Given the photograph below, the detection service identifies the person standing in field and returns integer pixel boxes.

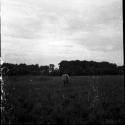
[62,74,70,86]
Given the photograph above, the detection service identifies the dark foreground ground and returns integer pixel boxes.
[1,75,124,124]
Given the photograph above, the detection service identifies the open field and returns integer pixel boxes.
[2,75,124,124]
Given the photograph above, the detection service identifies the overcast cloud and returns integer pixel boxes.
[1,0,123,67]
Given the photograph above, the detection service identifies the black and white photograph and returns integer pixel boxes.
[1,0,124,124]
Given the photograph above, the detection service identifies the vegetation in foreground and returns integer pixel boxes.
[1,75,124,124]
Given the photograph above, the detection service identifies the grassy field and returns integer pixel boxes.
[2,75,124,124]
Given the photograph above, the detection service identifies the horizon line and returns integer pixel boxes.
[2,59,124,67]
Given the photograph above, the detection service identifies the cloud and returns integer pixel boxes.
[1,0,123,66]
[71,26,123,52]
[63,0,123,53]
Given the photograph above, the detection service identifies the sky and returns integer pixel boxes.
[1,0,123,67]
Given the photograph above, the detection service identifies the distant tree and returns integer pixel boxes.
[53,68,60,76]
[1,60,123,76]
[117,66,124,74]
[49,64,55,75]
[59,60,119,76]
[40,66,49,75]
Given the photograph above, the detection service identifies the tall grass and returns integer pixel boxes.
[1,75,124,124]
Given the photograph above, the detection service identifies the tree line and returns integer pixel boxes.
[59,60,124,75]
[1,60,124,76]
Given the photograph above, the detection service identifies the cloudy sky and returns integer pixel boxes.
[1,0,123,67]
